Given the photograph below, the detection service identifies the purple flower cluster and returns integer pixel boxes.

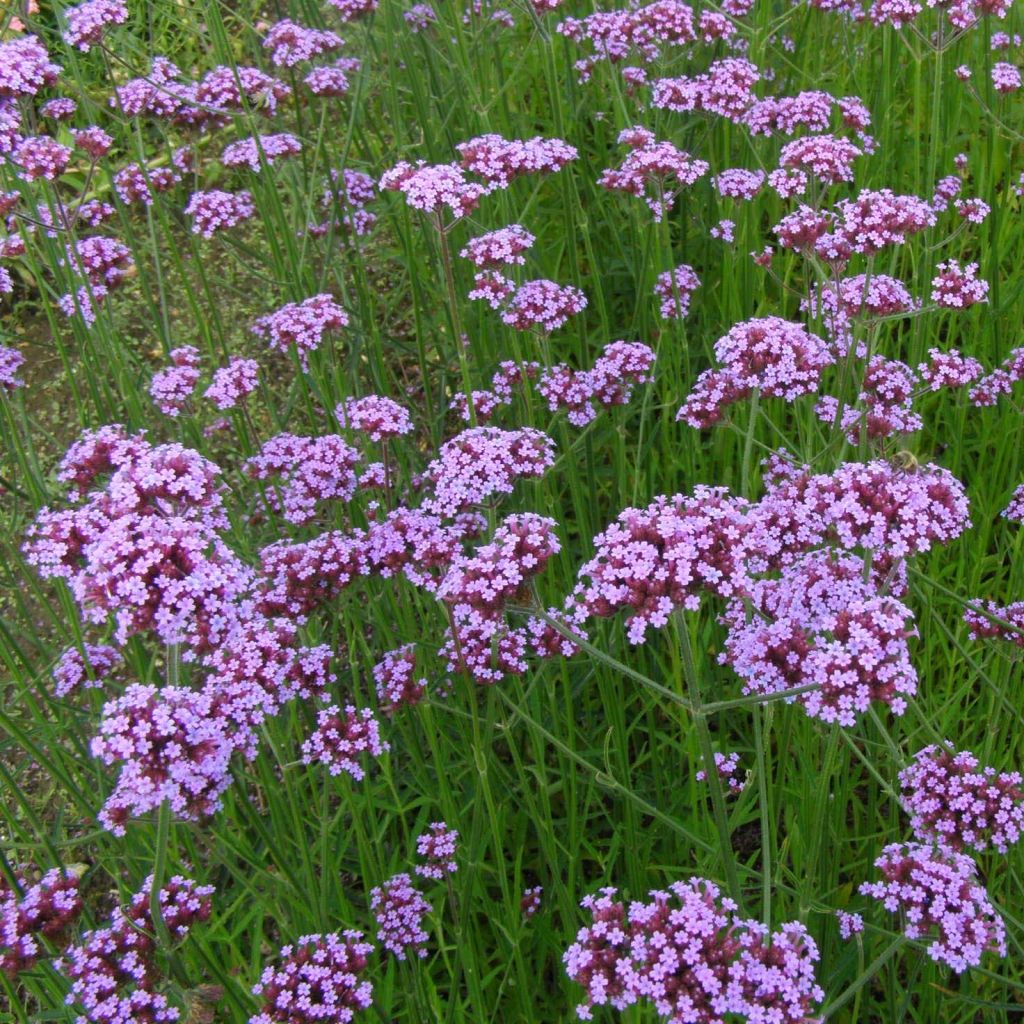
[460,225,535,267]
[696,752,746,794]
[678,317,832,429]
[185,189,256,238]
[380,161,485,220]
[564,879,823,1023]
[455,133,578,189]
[114,164,180,206]
[652,58,761,122]
[245,433,360,524]
[149,346,201,417]
[931,259,989,309]
[316,167,377,236]
[415,822,459,879]
[339,394,413,441]
[52,642,120,696]
[1,868,82,977]
[373,645,426,714]
[963,600,1024,645]
[251,933,374,1024]
[222,133,303,173]
[539,340,656,426]
[599,128,710,221]
[0,345,25,391]
[0,37,61,99]
[63,876,213,1024]
[262,20,345,67]
[205,357,260,409]
[499,278,588,332]
[252,294,349,368]
[370,873,432,960]
[899,745,1024,854]
[63,0,129,51]
[301,705,388,779]
[859,843,1006,972]
[653,264,701,320]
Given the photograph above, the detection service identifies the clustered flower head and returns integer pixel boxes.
[1,868,82,977]
[898,745,1024,854]
[338,395,413,441]
[250,932,374,1024]
[150,346,201,417]
[0,346,26,391]
[415,822,459,879]
[373,645,427,714]
[564,878,824,1022]
[599,129,710,221]
[539,341,656,426]
[460,225,535,267]
[63,0,129,51]
[222,133,303,173]
[380,161,486,220]
[422,426,555,517]
[185,189,256,238]
[301,705,388,779]
[370,873,432,960]
[251,294,349,368]
[246,433,360,524]
[262,19,345,67]
[0,37,62,99]
[918,349,983,391]
[455,133,578,189]
[963,600,1024,645]
[63,875,213,1024]
[931,259,989,309]
[696,751,746,794]
[651,58,761,122]
[654,264,700,320]
[859,842,1006,973]
[205,357,260,410]
[815,355,922,443]
[500,279,588,332]
[678,317,833,429]
[52,642,119,696]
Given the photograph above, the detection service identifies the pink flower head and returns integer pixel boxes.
[205,358,260,410]
[222,133,303,173]
[371,873,431,959]
[460,225,535,267]
[301,705,388,779]
[696,751,746,794]
[455,133,578,189]
[262,19,344,67]
[252,294,349,368]
[415,822,459,879]
[0,37,61,99]
[500,279,587,332]
[338,395,413,441]
[599,135,710,221]
[374,645,427,714]
[380,160,485,220]
[932,259,988,308]
[63,0,128,51]
[185,190,256,238]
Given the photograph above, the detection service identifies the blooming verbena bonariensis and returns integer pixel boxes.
[422,426,556,517]
[815,356,922,443]
[539,341,656,426]
[460,224,535,267]
[62,875,213,1024]
[250,932,374,1024]
[696,751,746,794]
[969,346,1024,407]
[859,842,1006,973]
[91,683,238,833]
[63,0,129,51]
[678,317,832,429]
[379,161,486,220]
[917,348,983,391]
[898,745,1024,854]
[205,357,260,410]
[52,642,120,697]
[338,394,413,442]
[415,822,459,879]
[149,348,201,417]
[222,133,303,173]
[779,134,862,184]
[450,360,541,423]
[932,259,989,309]
[599,129,710,221]
[992,61,1022,92]
[305,62,357,97]
[195,65,292,115]
[301,705,388,779]
[405,5,438,31]
[13,136,72,181]
[252,294,349,368]
[654,264,701,320]
[836,910,864,940]
[455,133,578,190]
[246,434,360,525]
[719,550,918,726]
[315,167,377,234]
[371,873,432,960]
[327,0,378,21]
[963,599,1024,648]
[185,189,256,238]
[1,37,60,98]
[374,645,427,714]
[500,279,587,332]
[262,19,344,67]
[802,274,918,356]
[521,886,543,918]
[715,168,766,200]
[0,868,82,977]
[651,57,761,122]
[0,346,25,391]
[114,164,180,206]
[569,487,752,644]
[563,878,824,1023]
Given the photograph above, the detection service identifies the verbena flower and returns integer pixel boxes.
[415,822,458,879]
[52,643,119,696]
[371,873,432,960]
[859,842,1006,973]
[302,706,388,779]
[205,357,260,409]
[1,868,82,977]
[251,932,374,1024]
[696,751,746,794]
[252,294,349,368]
[456,133,578,189]
[262,20,345,67]
[222,133,303,173]
[185,190,256,238]
[373,645,427,714]
[63,0,128,51]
